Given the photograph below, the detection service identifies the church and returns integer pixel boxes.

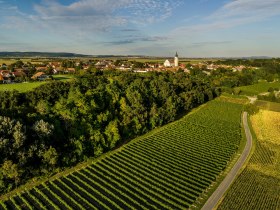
[164,52,179,67]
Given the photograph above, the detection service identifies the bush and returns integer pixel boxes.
[244,103,259,115]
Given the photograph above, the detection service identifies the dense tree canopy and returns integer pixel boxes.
[0,71,220,194]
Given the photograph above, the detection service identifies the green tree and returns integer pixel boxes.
[104,120,120,149]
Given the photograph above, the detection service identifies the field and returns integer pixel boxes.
[0,82,46,92]
[0,75,75,92]
[218,110,280,210]
[0,98,244,210]
[0,58,32,65]
[237,81,280,96]
[254,100,280,112]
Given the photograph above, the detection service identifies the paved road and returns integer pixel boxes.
[201,112,253,210]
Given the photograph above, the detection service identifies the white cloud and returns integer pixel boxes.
[32,0,181,31]
[209,0,280,20]
[171,0,280,36]
[0,0,181,41]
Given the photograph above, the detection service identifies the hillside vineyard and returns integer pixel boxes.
[0,99,244,209]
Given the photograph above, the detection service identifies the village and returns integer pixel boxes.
[0,53,252,84]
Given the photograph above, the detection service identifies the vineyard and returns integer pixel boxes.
[0,99,244,210]
[218,110,280,210]
[254,100,280,112]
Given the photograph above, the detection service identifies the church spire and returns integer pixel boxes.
[174,52,179,67]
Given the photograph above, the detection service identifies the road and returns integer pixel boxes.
[201,112,253,210]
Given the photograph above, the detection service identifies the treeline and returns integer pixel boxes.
[0,71,220,194]
[213,58,280,67]
[213,59,280,83]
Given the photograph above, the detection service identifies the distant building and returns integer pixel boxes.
[163,52,179,68]
[32,72,46,80]
[174,52,179,67]
[0,74,4,83]
[164,60,171,67]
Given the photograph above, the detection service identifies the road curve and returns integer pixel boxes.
[201,112,253,210]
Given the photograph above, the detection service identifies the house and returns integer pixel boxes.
[0,74,4,83]
[13,70,27,78]
[1,64,7,70]
[65,68,75,73]
[36,67,48,72]
[0,70,13,83]
[32,72,46,80]
[0,70,12,77]
[53,67,64,74]
[95,61,107,69]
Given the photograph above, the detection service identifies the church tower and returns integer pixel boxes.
[174,52,179,67]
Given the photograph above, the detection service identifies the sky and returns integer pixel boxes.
[0,0,280,57]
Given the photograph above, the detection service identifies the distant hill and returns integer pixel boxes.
[0,52,91,58]
[0,52,274,59]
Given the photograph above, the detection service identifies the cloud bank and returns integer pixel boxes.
[1,0,181,34]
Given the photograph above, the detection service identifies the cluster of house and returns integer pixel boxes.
[196,63,248,72]
[0,69,27,83]
[1,54,253,84]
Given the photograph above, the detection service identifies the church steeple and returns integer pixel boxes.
[174,52,179,67]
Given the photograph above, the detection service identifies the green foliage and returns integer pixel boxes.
[0,71,218,194]
[1,99,244,209]
[238,81,280,96]
[244,103,259,115]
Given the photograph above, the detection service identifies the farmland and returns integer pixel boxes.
[0,58,32,65]
[237,81,280,96]
[0,98,245,210]
[218,110,280,210]
[0,75,75,92]
[0,82,46,92]
[254,100,280,112]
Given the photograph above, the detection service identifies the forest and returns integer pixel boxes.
[0,71,220,194]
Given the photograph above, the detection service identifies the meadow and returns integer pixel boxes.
[0,75,75,92]
[218,110,280,210]
[237,81,280,96]
[0,82,46,92]
[0,98,245,210]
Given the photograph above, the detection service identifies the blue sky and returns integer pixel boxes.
[0,0,280,57]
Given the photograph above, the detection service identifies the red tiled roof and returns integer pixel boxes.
[31,72,45,79]
[13,71,27,77]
